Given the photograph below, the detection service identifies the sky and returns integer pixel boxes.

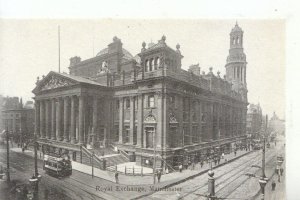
[0,19,285,119]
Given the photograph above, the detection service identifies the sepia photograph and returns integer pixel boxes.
[0,1,296,199]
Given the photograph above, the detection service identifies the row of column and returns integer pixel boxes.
[35,95,86,144]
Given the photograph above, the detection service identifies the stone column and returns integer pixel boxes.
[216,103,220,140]
[198,100,202,143]
[209,102,214,140]
[78,95,85,144]
[118,97,124,143]
[189,98,193,144]
[34,100,40,137]
[45,100,51,139]
[56,97,63,141]
[129,96,135,144]
[92,96,98,147]
[51,99,56,140]
[156,92,163,148]
[177,95,184,147]
[137,94,144,147]
[39,100,45,138]
[104,97,112,146]
[162,92,169,149]
[70,96,76,143]
[64,96,70,142]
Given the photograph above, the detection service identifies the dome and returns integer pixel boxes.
[96,48,134,60]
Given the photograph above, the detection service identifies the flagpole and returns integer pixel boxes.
[58,25,61,73]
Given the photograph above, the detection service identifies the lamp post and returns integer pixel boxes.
[260,115,268,200]
[5,127,10,182]
[208,156,216,200]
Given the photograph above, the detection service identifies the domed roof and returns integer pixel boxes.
[96,48,134,60]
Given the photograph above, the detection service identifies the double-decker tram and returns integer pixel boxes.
[43,152,72,177]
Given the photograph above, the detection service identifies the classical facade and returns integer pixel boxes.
[32,23,248,169]
[1,98,35,143]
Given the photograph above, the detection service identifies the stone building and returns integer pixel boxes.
[246,103,262,139]
[269,112,285,136]
[1,97,35,143]
[32,23,248,169]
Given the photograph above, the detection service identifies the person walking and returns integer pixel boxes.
[157,170,161,183]
[115,171,119,184]
[272,180,276,191]
[179,164,183,173]
[280,168,284,176]
[200,160,204,168]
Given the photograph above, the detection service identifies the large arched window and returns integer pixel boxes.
[145,60,149,72]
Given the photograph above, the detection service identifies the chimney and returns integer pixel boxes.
[69,56,81,67]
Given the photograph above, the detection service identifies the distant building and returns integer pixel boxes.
[1,97,35,143]
[246,103,262,139]
[32,23,248,169]
[269,112,285,136]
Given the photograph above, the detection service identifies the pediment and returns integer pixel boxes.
[41,75,75,91]
[33,72,77,94]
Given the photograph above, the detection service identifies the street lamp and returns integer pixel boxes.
[207,156,216,200]
[259,178,267,200]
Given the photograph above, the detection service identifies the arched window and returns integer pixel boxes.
[236,37,239,44]
[150,58,154,71]
[233,38,235,45]
[156,57,160,68]
[145,60,149,72]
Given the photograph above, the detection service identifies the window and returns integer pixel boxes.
[116,100,119,110]
[145,127,155,148]
[125,126,130,143]
[148,95,155,108]
[170,95,175,105]
[125,98,130,109]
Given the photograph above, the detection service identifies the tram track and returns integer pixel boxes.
[0,150,121,200]
[177,149,276,199]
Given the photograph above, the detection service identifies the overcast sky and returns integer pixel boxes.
[0,19,285,119]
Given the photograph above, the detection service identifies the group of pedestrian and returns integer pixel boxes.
[272,167,284,191]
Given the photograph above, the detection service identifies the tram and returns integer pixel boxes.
[43,153,72,177]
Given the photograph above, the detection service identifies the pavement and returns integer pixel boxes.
[10,146,252,187]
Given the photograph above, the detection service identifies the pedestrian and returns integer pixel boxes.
[165,167,169,174]
[280,168,284,175]
[217,157,220,165]
[179,164,183,173]
[234,150,237,156]
[272,180,276,191]
[221,153,224,159]
[184,162,188,170]
[192,162,195,170]
[200,160,204,168]
[115,171,119,184]
[157,170,161,183]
